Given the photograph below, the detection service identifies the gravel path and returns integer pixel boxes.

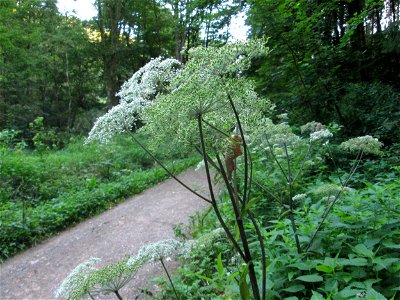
[0,169,211,300]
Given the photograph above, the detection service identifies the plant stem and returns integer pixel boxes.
[205,122,260,300]
[265,136,289,182]
[248,212,266,300]
[128,132,212,204]
[114,290,123,300]
[284,143,301,254]
[160,258,180,300]
[227,94,249,205]
[198,116,246,259]
[305,150,364,251]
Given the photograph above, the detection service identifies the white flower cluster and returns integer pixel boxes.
[85,101,139,144]
[300,121,325,134]
[116,57,181,103]
[313,183,341,196]
[55,257,100,299]
[321,195,336,203]
[180,228,226,259]
[86,57,181,144]
[340,135,383,155]
[127,239,182,265]
[292,194,307,201]
[310,129,333,142]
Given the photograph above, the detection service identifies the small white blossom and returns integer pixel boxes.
[310,129,333,142]
[292,194,307,201]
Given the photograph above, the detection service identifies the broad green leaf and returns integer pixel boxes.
[338,288,364,298]
[311,291,325,300]
[365,287,387,300]
[316,265,334,273]
[227,271,239,282]
[296,274,323,282]
[382,241,400,249]
[282,284,305,293]
[352,244,374,258]
[339,257,369,266]
[372,257,399,271]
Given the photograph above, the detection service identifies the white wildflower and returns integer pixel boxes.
[292,194,307,201]
[310,129,333,142]
[180,228,226,259]
[86,58,181,144]
[55,257,100,299]
[128,239,182,264]
[340,135,383,155]
[321,195,336,203]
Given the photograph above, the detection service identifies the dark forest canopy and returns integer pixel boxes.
[0,0,399,143]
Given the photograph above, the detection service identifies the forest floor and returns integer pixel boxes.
[0,169,211,300]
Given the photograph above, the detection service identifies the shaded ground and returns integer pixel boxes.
[0,169,211,300]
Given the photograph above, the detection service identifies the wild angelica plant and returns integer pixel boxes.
[86,39,272,300]
[85,40,384,299]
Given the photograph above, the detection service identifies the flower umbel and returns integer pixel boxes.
[340,135,383,155]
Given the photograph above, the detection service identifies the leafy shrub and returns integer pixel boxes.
[0,134,195,260]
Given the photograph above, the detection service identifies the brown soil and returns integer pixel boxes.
[0,169,211,300]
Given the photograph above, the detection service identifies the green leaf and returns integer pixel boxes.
[311,291,325,300]
[282,284,305,293]
[316,265,334,273]
[365,287,387,300]
[338,288,364,298]
[352,244,374,258]
[239,265,250,300]
[217,252,224,277]
[372,257,399,271]
[339,257,369,266]
[296,274,323,282]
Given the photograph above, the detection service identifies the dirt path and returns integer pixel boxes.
[0,169,211,300]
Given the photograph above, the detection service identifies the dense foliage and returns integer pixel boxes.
[0,0,243,136]
[0,133,195,260]
[247,0,400,144]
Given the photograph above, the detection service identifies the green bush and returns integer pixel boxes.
[0,133,195,260]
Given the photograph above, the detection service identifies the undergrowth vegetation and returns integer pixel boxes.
[0,133,194,260]
[157,149,400,299]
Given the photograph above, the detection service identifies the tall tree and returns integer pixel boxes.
[246,0,400,142]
